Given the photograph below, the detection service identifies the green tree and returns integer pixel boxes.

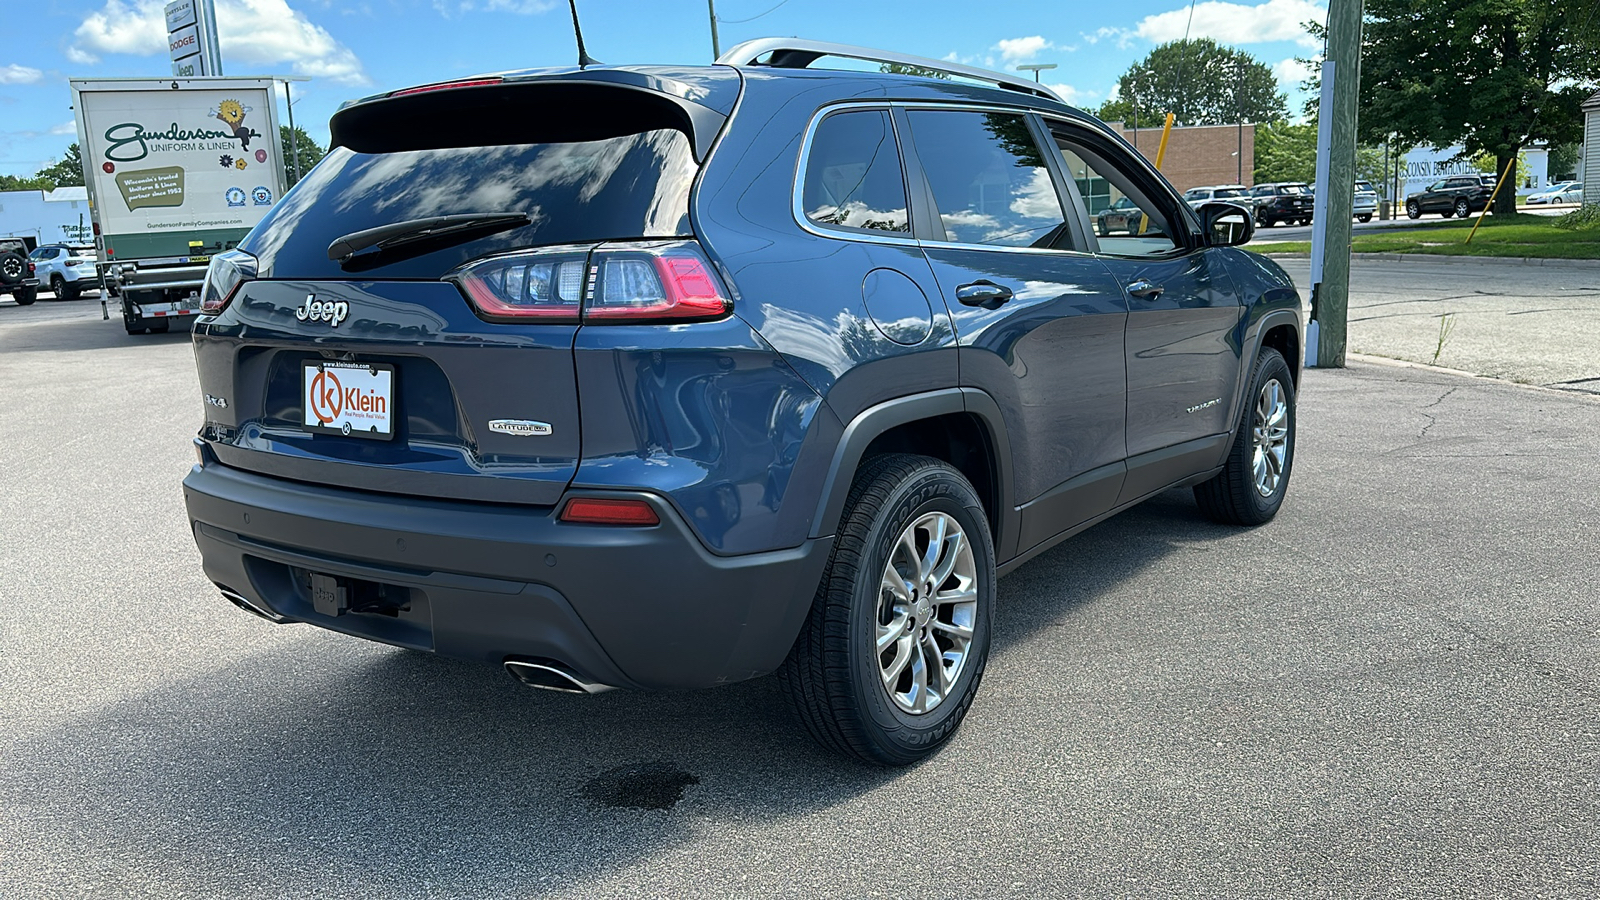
[1548,142,1580,181]
[1255,121,1317,183]
[1339,1,1600,215]
[34,144,84,188]
[280,126,326,186]
[0,174,57,192]
[1096,38,1287,127]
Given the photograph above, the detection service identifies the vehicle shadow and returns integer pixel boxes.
[11,492,1224,894]
[0,312,193,353]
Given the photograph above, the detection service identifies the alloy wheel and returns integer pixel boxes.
[876,511,978,715]
[1251,378,1290,497]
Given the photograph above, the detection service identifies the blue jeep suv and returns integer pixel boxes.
[184,39,1302,765]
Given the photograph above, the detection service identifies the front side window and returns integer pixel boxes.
[1054,130,1179,257]
[904,109,1067,248]
[801,109,909,235]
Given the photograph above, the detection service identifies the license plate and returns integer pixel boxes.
[303,361,395,439]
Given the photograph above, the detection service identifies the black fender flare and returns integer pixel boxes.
[1223,305,1303,456]
[809,387,1019,559]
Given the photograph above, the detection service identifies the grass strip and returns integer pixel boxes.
[1252,212,1600,259]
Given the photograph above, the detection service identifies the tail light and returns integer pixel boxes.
[200,249,256,314]
[452,245,591,322]
[450,240,732,325]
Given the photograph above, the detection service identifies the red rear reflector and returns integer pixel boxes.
[559,498,660,526]
[391,77,504,97]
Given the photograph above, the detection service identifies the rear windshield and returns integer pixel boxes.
[243,129,697,279]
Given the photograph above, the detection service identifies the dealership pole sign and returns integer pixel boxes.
[166,0,223,77]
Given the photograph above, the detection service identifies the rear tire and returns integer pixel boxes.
[1357,214,1372,223]
[1194,348,1296,526]
[1454,198,1471,219]
[1406,200,1421,219]
[12,287,37,306]
[779,454,994,766]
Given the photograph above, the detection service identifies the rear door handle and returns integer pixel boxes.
[956,281,1013,310]
[1126,279,1164,300]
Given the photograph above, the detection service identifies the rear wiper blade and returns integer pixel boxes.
[327,213,531,261]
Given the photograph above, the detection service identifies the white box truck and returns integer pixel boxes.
[71,77,287,334]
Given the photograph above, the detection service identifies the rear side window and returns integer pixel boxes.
[905,109,1067,248]
[244,129,698,279]
[801,110,910,234]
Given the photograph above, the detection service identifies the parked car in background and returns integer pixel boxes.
[28,244,99,300]
[1352,180,1378,223]
[1,237,40,306]
[1527,182,1584,205]
[182,38,1304,766]
[1406,175,1493,219]
[1183,185,1253,210]
[1251,182,1314,227]
[1094,195,1143,234]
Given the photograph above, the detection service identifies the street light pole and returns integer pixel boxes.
[1016,63,1057,84]
[1131,81,1139,157]
[1236,58,1245,183]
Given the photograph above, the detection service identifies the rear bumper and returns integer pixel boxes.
[183,460,831,690]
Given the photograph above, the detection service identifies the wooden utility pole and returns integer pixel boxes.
[708,0,720,59]
[1308,0,1364,368]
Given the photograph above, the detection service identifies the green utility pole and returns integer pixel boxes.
[708,0,720,60]
[1309,0,1363,368]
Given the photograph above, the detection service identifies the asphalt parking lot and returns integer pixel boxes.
[2,282,1597,897]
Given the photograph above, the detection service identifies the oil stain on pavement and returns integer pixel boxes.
[582,762,700,810]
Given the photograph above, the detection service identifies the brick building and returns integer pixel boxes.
[1104,121,1257,192]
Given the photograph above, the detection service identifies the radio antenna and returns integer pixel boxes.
[568,0,601,69]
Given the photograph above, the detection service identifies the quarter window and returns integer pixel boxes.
[904,109,1068,248]
[801,110,910,234]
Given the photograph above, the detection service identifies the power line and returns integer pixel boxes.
[717,0,792,24]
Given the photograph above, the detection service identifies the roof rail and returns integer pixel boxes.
[715,37,1062,103]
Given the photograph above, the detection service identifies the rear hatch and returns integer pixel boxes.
[194,70,736,505]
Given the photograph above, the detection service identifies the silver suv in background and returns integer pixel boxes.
[1183,185,1253,211]
[29,245,99,300]
[1353,180,1378,222]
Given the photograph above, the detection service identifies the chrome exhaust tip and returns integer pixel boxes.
[219,587,288,624]
[504,659,616,694]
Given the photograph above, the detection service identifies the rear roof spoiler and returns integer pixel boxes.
[330,70,732,161]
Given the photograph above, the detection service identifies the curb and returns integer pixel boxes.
[1262,251,1600,269]
[1342,353,1600,402]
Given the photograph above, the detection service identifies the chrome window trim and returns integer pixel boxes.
[791,100,1103,259]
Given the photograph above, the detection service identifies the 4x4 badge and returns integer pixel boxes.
[488,419,553,436]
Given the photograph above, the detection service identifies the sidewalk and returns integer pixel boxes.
[1275,256,1600,393]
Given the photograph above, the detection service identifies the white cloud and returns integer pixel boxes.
[1,63,45,84]
[1080,26,1136,50]
[1044,83,1099,107]
[994,36,1053,64]
[71,0,369,85]
[49,121,78,135]
[1273,56,1316,87]
[482,0,557,12]
[1135,0,1327,48]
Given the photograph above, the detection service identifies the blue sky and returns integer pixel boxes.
[1,0,1327,179]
